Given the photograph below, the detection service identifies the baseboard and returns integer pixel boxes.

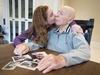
[90,42,100,48]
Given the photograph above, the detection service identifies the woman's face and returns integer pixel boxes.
[46,7,56,28]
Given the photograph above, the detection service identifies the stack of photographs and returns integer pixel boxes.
[2,52,48,71]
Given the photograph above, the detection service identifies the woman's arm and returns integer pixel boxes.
[70,20,84,35]
[14,27,31,46]
[70,20,76,26]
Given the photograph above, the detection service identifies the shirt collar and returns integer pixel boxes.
[54,26,70,33]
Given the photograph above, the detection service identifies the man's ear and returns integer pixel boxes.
[68,17,74,24]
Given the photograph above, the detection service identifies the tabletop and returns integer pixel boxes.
[0,43,100,75]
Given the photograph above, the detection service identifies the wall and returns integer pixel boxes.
[67,0,100,44]
[35,0,62,14]
[0,0,2,26]
[64,0,69,6]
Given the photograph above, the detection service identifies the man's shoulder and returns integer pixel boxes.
[69,27,84,39]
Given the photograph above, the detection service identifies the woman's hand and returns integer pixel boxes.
[72,24,84,35]
[14,43,29,56]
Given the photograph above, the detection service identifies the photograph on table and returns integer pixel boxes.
[2,61,20,70]
[12,54,32,62]
[17,61,38,71]
[31,52,48,62]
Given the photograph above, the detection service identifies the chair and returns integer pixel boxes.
[0,25,8,44]
[74,19,94,45]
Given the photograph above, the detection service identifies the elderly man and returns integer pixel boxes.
[37,6,90,73]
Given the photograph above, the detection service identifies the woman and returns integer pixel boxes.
[14,5,83,56]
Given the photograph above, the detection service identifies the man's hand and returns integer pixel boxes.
[72,24,84,35]
[37,54,67,74]
[14,43,29,56]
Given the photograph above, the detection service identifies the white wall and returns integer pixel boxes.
[34,0,63,14]
[64,0,69,6]
[0,0,2,26]
[68,0,100,44]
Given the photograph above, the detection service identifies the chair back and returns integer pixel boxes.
[0,25,4,34]
[74,19,94,45]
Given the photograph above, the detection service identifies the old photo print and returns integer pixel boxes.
[2,61,20,70]
[17,61,38,71]
[12,54,32,62]
[31,52,48,62]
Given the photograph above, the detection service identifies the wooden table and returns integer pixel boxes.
[0,43,100,75]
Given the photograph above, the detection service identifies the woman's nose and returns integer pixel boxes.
[53,13,57,17]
